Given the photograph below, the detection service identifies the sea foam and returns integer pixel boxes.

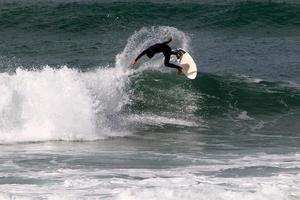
[0,66,129,143]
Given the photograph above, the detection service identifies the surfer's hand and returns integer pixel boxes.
[131,59,136,65]
[167,36,173,43]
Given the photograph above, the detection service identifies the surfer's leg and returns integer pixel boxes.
[164,54,182,70]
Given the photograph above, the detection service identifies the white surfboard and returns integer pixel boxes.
[176,49,197,79]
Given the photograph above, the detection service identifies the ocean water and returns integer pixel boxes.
[0,0,300,199]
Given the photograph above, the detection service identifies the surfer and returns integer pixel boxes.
[131,36,183,74]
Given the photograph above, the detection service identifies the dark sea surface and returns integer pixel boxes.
[0,0,300,199]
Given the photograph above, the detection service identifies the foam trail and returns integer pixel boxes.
[116,26,190,74]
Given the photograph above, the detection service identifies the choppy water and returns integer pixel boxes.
[0,0,300,199]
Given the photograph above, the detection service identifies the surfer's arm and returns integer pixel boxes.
[131,49,148,65]
[135,49,147,62]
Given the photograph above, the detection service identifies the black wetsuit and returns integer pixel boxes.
[135,41,182,70]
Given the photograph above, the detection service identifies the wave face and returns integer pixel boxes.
[130,72,300,116]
